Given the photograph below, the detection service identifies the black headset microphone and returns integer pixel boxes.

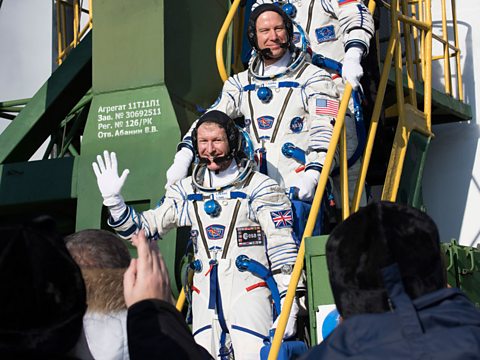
[259,41,289,59]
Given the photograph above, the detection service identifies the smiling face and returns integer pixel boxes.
[255,11,288,65]
[196,122,231,171]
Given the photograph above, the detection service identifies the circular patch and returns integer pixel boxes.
[321,308,340,339]
[290,117,304,133]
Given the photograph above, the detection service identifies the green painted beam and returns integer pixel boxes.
[386,71,472,123]
[0,157,76,206]
[0,33,92,163]
[397,131,431,209]
[305,235,335,345]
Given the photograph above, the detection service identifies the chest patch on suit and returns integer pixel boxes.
[205,225,225,240]
[257,116,274,130]
[237,226,265,247]
[293,32,301,44]
[270,210,293,229]
[315,25,336,43]
[290,117,304,133]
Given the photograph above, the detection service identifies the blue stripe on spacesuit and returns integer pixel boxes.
[231,325,269,340]
[207,260,231,358]
[108,206,131,227]
[305,163,323,172]
[230,191,247,199]
[193,324,212,337]
[321,0,335,13]
[116,223,138,238]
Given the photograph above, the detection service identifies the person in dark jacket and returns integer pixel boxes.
[304,201,480,359]
[123,229,212,360]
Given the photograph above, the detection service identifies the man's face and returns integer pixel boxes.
[196,122,231,171]
[255,11,288,62]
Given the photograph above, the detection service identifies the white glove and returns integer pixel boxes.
[289,170,320,201]
[271,297,299,339]
[165,147,194,189]
[92,150,129,207]
[342,47,364,90]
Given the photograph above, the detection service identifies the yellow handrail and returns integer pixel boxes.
[55,0,93,65]
[267,84,353,360]
[215,0,242,82]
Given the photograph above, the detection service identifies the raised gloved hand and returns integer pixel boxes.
[92,150,129,207]
[342,47,364,90]
[270,297,299,339]
[289,170,320,202]
[165,147,194,189]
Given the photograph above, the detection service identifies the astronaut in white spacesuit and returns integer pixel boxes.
[167,4,340,208]
[253,0,375,90]
[92,110,302,360]
[252,0,375,204]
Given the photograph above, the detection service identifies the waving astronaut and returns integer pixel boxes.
[92,110,304,360]
[167,4,340,209]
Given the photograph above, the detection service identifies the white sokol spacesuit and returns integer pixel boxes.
[175,51,340,202]
[93,113,302,360]
[253,0,374,64]
[252,0,375,203]
[168,4,373,205]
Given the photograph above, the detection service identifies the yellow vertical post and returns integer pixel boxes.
[340,123,350,220]
[73,0,79,48]
[60,2,67,58]
[89,0,93,24]
[425,0,433,132]
[56,0,63,65]
[351,33,395,211]
[419,0,425,81]
[441,0,452,95]
[401,0,418,107]
[267,86,352,360]
[381,0,408,202]
[411,2,422,80]
[451,0,463,101]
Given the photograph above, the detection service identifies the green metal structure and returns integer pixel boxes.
[0,0,227,291]
[0,0,479,350]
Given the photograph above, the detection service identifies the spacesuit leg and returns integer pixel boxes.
[192,268,224,358]
[228,275,272,360]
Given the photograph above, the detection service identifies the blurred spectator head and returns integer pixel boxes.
[0,216,87,357]
[326,201,445,319]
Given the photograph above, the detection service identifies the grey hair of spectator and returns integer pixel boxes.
[65,229,131,268]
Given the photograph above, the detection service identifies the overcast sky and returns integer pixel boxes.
[0,0,52,133]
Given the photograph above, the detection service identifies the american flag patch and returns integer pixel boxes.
[316,98,339,117]
[270,210,293,229]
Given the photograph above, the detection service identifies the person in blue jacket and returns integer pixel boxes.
[304,201,480,359]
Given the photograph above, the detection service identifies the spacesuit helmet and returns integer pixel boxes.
[247,4,294,57]
[192,110,244,164]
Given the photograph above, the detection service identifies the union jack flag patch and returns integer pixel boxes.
[315,98,339,117]
[270,210,293,229]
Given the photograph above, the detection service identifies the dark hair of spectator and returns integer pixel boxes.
[326,201,446,319]
[0,216,87,358]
